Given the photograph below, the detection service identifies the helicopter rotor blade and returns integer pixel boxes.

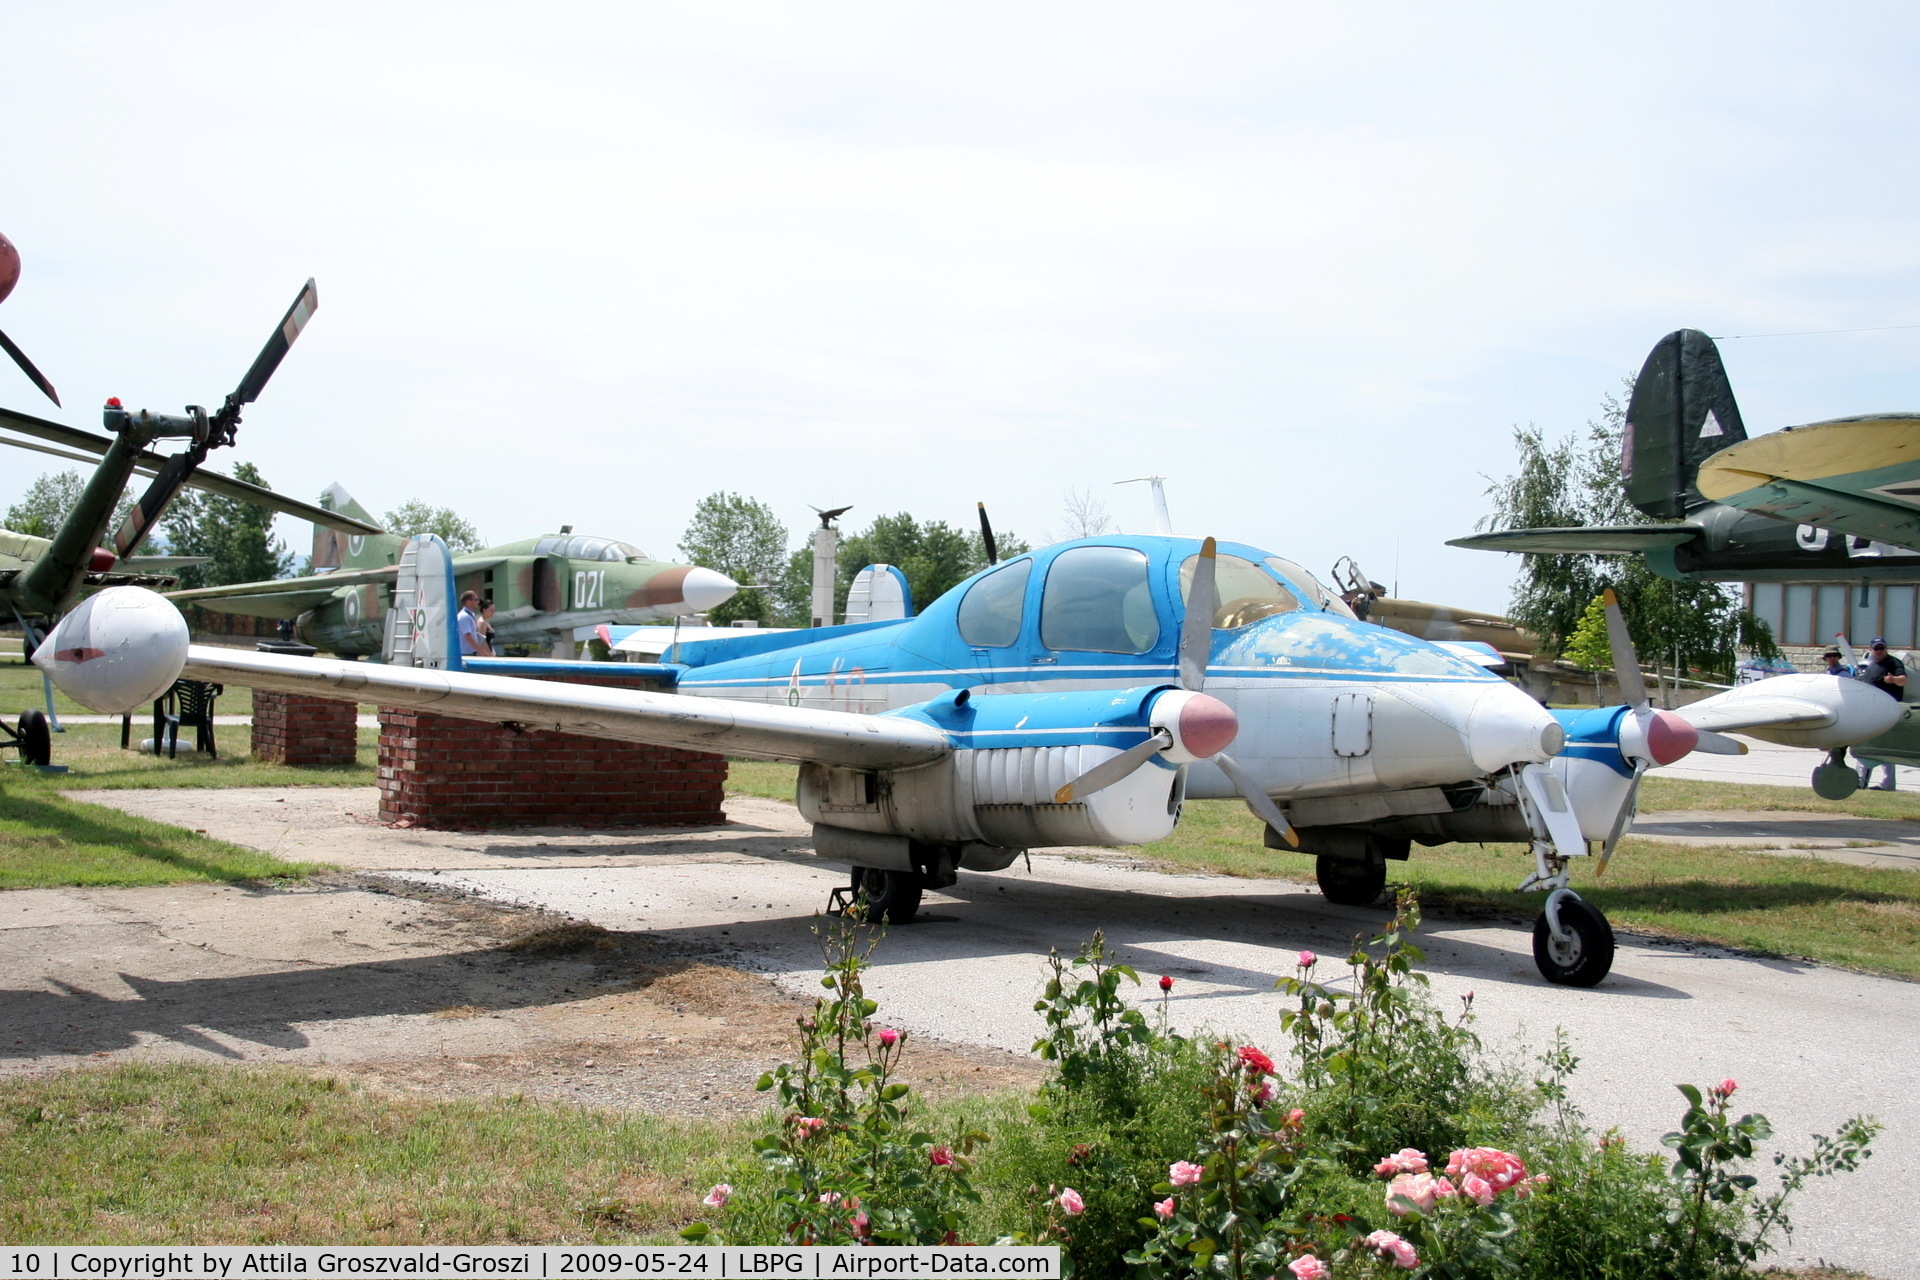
[229,278,318,412]
[0,327,60,407]
[1179,536,1219,692]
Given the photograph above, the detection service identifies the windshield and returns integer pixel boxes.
[1265,557,1356,618]
[1179,553,1300,628]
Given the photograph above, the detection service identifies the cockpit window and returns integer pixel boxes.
[1264,557,1356,618]
[1179,553,1300,629]
[1041,546,1161,653]
[957,558,1033,647]
[533,536,646,561]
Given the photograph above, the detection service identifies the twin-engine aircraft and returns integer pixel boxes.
[33,534,1900,988]
[163,484,737,658]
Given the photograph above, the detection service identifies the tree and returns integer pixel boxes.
[5,469,135,540]
[1479,388,1776,682]
[162,461,294,589]
[770,510,1033,627]
[382,500,483,553]
[1561,596,1615,672]
[1044,487,1114,543]
[679,491,790,625]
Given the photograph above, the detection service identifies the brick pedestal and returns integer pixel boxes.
[375,672,727,829]
[252,690,360,766]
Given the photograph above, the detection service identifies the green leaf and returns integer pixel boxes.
[678,1223,711,1241]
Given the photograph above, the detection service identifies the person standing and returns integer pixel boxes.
[1852,638,1906,790]
[457,590,493,659]
[1822,648,1853,677]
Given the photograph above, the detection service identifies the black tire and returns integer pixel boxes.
[1316,853,1385,907]
[17,709,51,767]
[850,867,924,924]
[1812,763,1860,800]
[1532,897,1615,987]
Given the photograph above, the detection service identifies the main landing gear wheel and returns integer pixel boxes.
[850,867,924,925]
[16,709,50,767]
[1316,854,1386,907]
[1532,897,1615,987]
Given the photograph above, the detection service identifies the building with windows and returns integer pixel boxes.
[1747,581,1920,667]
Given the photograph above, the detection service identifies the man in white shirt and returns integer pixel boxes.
[457,591,493,658]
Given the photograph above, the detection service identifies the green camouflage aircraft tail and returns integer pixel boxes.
[1623,328,1749,520]
[313,483,402,571]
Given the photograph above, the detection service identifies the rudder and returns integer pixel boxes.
[1624,329,1748,520]
[311,482,401,570]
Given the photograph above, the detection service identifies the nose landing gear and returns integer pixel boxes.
[1520,847,1615,986]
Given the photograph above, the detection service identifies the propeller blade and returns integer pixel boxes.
[1691,729,1748,756]
[1179,536,1219,692]
[0,327,60,407]
[1836,633,1860,671]
[1597,759,1649,876]
[1601,588,1649,711]
[977,502,998,566]
[1053,729,1171,804]
[230,278,318,409]
[1215,750,1299,847]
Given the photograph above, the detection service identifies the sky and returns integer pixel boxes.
[5,3,1920,612]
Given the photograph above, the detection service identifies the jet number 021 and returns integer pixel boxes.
[573,570,605,610]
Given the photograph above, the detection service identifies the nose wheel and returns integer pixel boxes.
[1315,852,1386,906]
[1532,893,1614,986]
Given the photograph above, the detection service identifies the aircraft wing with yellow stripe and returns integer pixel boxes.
[1697,414,1920,550]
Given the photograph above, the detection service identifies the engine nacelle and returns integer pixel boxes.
[801,684,1206,872]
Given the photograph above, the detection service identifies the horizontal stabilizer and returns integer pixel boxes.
[170,588,342,620]
[167,564,397,604]
[1447,526,1700,555]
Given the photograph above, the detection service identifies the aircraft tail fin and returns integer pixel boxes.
[1624,329,1748,520]
[312,483,401,570]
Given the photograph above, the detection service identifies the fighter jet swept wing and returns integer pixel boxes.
[0,405,380,537]
[1696,414,1920,551]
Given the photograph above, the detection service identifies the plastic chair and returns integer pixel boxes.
[153,679,223,759]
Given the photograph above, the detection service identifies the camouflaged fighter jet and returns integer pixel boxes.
[166,484,737,657]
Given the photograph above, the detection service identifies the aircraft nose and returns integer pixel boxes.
[32,586,189,713]
[1464,687,1565,773]
[678,566,738,615]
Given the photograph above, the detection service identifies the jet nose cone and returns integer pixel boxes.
[679,566,738,616]
[1465,686,1565,773]
[32,586,189,713]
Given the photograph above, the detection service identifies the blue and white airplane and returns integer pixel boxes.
[32,533,1901,988]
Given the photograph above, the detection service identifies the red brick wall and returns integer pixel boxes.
[252,690,359,766]
[375,671,727,829]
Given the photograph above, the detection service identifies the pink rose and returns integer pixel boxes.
[1286,1108,1305,1127]
[1286,1256,1329,1280]
[1169,1160,1205,1187]
[1153,1197,1176,1219]
[1365,1230,1418,1270]
[930,1146,953,1166]
[1058,1187,1085,1216]
[1372,1148,1429,1177]
[1714,1078,1738,1099]
[702,1183,731,1208]
[1445,1147,1528,1194]
[1297,950,1317,968]
[1460,1173,1495,1206]
[878,1027,900,1048]
[1253,1081,1274,1106]
[1386,1172,1455,1216]
[851,1212,870,1237]
[1237,1045,1275,1075]
[794,1116,826,1136]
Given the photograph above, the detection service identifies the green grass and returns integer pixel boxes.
[0,1063,748,1243]
[1639,774,1920,819]
[0,781,326,888]
[726,759,801,802]
[7,721,377,790]
[0,651,256,718]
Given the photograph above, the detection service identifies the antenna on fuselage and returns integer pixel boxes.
[808,504,852,628]
[1115,475,1172,535]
